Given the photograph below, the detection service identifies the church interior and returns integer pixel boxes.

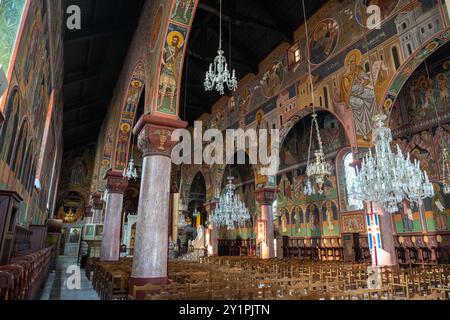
[1,0,450,302]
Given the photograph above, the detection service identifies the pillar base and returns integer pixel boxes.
[129,276,169,299]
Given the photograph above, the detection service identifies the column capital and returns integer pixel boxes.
[90,192,103,210]
[133,114,187,157]
[105,170,128,194]
[254,187,278,205]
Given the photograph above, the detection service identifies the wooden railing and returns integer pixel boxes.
[0,247,53,300]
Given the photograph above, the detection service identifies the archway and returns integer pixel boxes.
[276,111,350,241]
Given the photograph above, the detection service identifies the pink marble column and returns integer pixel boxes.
[205,200,218,256]
[255,188,277,259]
[100,170,128,261]
[90,192,103,224]
[129,115,187,298]
[372,202,398,266]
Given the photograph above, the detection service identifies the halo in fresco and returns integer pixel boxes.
[308,19,339,65]
[354,0,400,28]
[150,5,164,52]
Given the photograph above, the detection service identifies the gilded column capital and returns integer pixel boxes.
[254,187,278,206]
[105,170,128,194]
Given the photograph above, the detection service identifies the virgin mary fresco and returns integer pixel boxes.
[309,19,339,65]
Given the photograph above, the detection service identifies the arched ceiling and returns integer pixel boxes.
[179,0,329,124]
[62,0,328,151]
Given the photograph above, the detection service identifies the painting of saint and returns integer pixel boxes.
[306,204,321,236]
[278,208,290,234]
[171,0,195,25]
[340,49,377,142]
[261,61,284,98]
[115,123,132,169]
[322,201,339,235]
[431,184,448,231]
[70,158,87,186]
[436,73,449,107]
[238,86,252,115]
[308,19,339,65]
[104,128,113,158]
[157,27,186,114]
[400,200,415,232]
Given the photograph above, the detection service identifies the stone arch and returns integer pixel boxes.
[179,164,211,210]
[380,29,450,118]
[112,60,146,170]
[279,106,357,150]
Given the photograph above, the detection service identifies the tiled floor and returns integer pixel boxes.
[40,256,99,300]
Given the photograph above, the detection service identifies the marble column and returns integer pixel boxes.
[129,114,187,297]
[100,170,128,261]
[90,192,103,224]
[204,200,218,256]
[254,187,277,259]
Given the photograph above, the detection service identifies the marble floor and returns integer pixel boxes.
[40,256,99,300]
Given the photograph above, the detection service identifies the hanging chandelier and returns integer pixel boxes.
[300,1,331,196]
[212,177,250,230]
[193,207,199,218]
[177,210,188,228]
[123,134,139,180]
[350,114,434,213]
[203,0,237,95]
[441,144,450,194]
[123,158,138,180]
[304,114,332,195]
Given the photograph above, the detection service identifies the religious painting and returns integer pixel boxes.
[157,23,188,115]
[305,204,321,237]
[0,0,26,72]
[407,130,439,180]
[150,5,164,52]
[95,225,104,237]
[277,174,293,205]
[321,201,340,236]
[291,206,304,237]
[354,0,400,27]
[115,122,132,170]
[278,208,290,236]
[340,49,381,144]
[393,200,422,233]
[423,183,450,231]
[238,85,252,116]
[261,61,284,99]
[69,157,88,186]
[171,0,196,26]
[103,127,114,158]
[84,224,96,239]
[341,212,366,233]
[68,228,81,244]
[308,19,339,65]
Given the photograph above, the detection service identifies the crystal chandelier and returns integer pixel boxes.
[178,211,188,228]
[350,114,434,213]
[212,177,250,230]
[441,143,450,194]
[203,0,237,95]
[304,115,332,196]
[122,134,139,180]
[193,207,199,218]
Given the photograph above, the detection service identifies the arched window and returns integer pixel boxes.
[343,153,363,210]
[391,46,400,70]
[1,90,20,163]
[11,122,28,173]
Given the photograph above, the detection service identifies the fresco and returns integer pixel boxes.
[0,0,26,73]
[321,201,340,236]
[171,0,196,26]
[156,23,188,115]
[260,60,285,99]
[341,212,366,233]
[308,19,339,65]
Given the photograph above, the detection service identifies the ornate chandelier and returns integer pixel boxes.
[441,144,450,194]
[212,177,250,230]
[304,115,332,196]
[122,135,139,180]
[123,158,138,180]
[350,114,434,213]
[203,0,237,95]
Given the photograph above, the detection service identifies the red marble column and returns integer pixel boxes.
[100,170,128,261]
[129,114,187,298]
[204,200,218,256]
[90,192,103,224]
[254,187,277,259]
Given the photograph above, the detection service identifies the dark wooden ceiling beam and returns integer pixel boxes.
[206,22,258,75]
[198,2,291,42]
[251,0,294,44]
[64,97,109,112]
